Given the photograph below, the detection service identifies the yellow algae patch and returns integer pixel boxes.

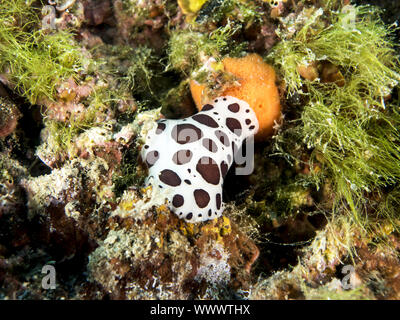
[179,216,232,244]
[178,0,208,21]
[220,216,232,236]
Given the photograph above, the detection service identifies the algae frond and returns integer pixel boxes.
[195,0,262,25]
[168,22,243,75]
[269,5,400,233]
[0,0,84,104]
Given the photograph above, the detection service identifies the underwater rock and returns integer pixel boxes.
[83,0,112,26]
[23,158,112,218]
[20,158,112,261]
[250,216,400,300]
[113,0,181,49]
[88,205,259,299]
[0,157,30,250]
[42,77,94,123]
[0,97,21,138]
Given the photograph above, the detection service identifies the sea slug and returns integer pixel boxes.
[141,53,281,223]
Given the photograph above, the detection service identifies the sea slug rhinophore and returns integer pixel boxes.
[141,54,281,223]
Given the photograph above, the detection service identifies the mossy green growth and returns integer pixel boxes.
[112,142,145,198]
[42,85,114,153]
[273,6,399,95]
[168,22,244,75]
[195,0,262,25]
[123,46,158,96]
[269,5,400,232]
[251,170,313,222]
[41,42,166,153]
[120,0,151,21]
[93,43,176,111]
[120,0,178,23]
[94,44,158,93]
[0,0,83,104]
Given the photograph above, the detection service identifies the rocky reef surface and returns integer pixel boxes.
[1,0,400,300]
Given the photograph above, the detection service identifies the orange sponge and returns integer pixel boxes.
[190,54,281,140]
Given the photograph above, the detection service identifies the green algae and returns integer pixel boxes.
[112,145,144,198]
[168,0,265,76]
[123,46,158,96]
[195,0,262,25]
[301,280,371,300]
[95,44,162,98]
[267,4,400,235]
[0,0,84,104]
[168,22,243,75]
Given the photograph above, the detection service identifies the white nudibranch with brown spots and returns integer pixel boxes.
[141,96,259,223]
